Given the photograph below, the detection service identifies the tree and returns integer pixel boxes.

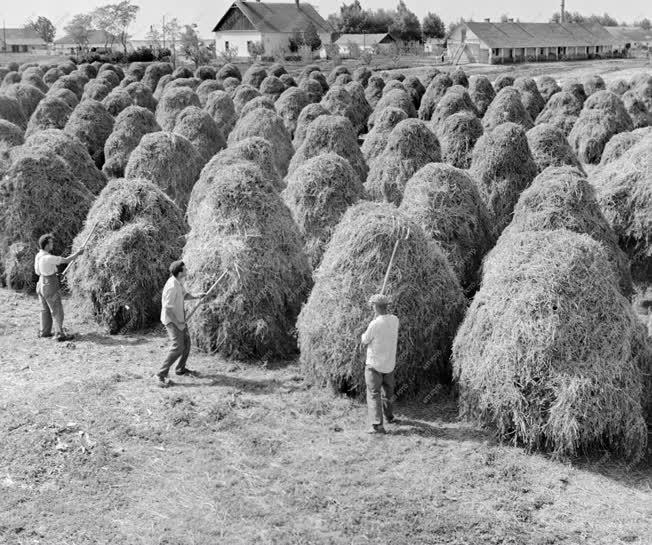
[500,14,510,23]
[64,14,93,48]
[389,1,421,42]
[180,24,213,67]
[635,18,651,30]
[303,22,322,50]
[91,6,117,48]
[145,25,162,50]
[422,12,445,39]
[25,16,56,44]
[111,1,140,53]
[339,0,366,33]
[162,18,182,66]
[550,11,618,26]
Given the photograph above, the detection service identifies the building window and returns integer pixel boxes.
[12,44,20,53]
[22,45,28,52]
[492,48,499,56]
[225,41,230,50]
[540,48,545,55]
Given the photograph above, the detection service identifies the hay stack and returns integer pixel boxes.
[49,75,85,99]
[173,106,226,163]
[561,81,587,106]
[327,66,350,85]
[335,74,352,86]
[232,84,261,115]
[368,88,416,129]
[124,81,157,112]
[280,74,296,89]
[525,123,583,173]
[438,111,484,169]
[260,75,285,101]
[187,137,281,222]
[608,79,630,96]
[568,91,633,164]
[346,81,373,134]
[452,229,648,461]
[195,65,216,80]
[399,163,494,291]
[82,80,111,101]
[299,78,324,103]
[0,119,23,147]
[583,74,606,97]
[418,73,453,121]
[217,63,241,82]
[20,71,47,94]
[25,96,72,136]
[102,89,134,117]
[124,131,203,210]
[268,63,287,78]
[24,129,107,194]
[43,67,64,87]
[171,66,193,79]
[221,77,240,95]
[57,61,76,75]
[99,63,124,80]
[48,88,79,109]
[155,86,201,131]
[593,134,652,289]
[430,87,478,131]
[383,81,407,96]
[0,150,93,290]
[468,75,495,117]
[239,96,276,118]
[320,84,357,129]
[298,201,466,398]
[365,119,441,205]
[103,106,161,179]
[534,91,582,136]
[183,162,311,359]
[2,72,21,88]
[308,71,329,93]
[600,127,651,165]
[77,63,98,80]
[0,94,26,129]
[365,75,385,109]
[299,64,321,81]
[621,90,651,129]
[228,108,294,177]
[67,178,186,333]
[404,75,425,110]
[196,79,224,106]
[204,90,237,140]
[482,87,534,131]
[421,67,441,88]
[514,76,546,120]
[493,74,514,91]
[4,83,44,118]
[275,87,310,138]
[507,166,632,295]
[470,122,538,235]
[290,115,368,183]
[631,75,651,111]
[64,99,114,167]
[293,103,329,148]
[451,68,469,88]
[537,75,561,103]
[242,65,268,89]
[152,74,174,101]
[352,66,372,87]
[282,153,364,268]
[361,107,408,163]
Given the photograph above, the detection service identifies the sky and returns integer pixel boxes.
[1,0,649,39]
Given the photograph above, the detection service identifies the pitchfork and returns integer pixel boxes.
[380,218,410,295]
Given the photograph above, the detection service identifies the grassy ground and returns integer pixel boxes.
[1,287,650,545]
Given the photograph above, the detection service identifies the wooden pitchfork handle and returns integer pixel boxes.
[60,221,99,277]
[380,225,410,295]
[185,270,229,322]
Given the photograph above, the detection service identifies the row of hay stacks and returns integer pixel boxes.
[1,60,650,461]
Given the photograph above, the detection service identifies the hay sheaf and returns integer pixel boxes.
[299,78,324,104]
[327,66,350,85]
[0,120,24,147]
[567,91,633,164]
[404,76,426,110]
[289,115,368,183]
[292,103,329,149]
[352,66,372,87]
[269,63,288,78]
[399,163,494,291]
[320,85,357,131]
[275,87,310,138]
[514,77,546,120]
[600,127,651,165]
[470,122,539,235]
[196,79,225,106]
[152,74,174,101]
[67,178,186,333]
[204,90,237,139]
[82,80,111,102]
[155,87,201,131]
[102,89,134,117]
[482,87,534,132]
[365,119,441,205]
[0,94,26,129]
[345,81,373,134]
[24,129,107,195]
[308,71,329,93]
[239,96,276,118]
[525,123,583,173]
[534,91,582,136]
[280,74,296,89]
[583,74,606,97]
[102,106,161,179]
[369,88,416,129]
[493,74,514,91]
[537,76,561,103]
[187,137,281,224]
[506,166,632,296]
[621,90,652,129]
[124,82,157,112]
[47,88,79,109]
[4,83,44,118]
[382,81,407,95]
[361,107,408,163]
[0,150,93,290]
[468,75,495,117]
[43,67,64,87]
[222,77,241,94]
[124,131,203,210]
[242,65,268,89]
[561,81,587,106]
[364,75,385,109]
[64,99,114,167]
[216,63,242,82]
[418,73,453,121]
[430,87,478,132]
[260,75,285,101]
[25,96,72,137]
[282,153,364,268]
[453,229,649,462]
[438,111,484,169]
[183,162,312,360]
[232,84,261,115]
[298,201,466,399]
[593,134,652,288]
[2,72,21,88]
[195,65,216,80]
[228,108,294,177]
[173,106,226,163]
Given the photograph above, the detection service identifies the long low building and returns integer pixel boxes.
[448,21,620,64]
[0,29,47,53]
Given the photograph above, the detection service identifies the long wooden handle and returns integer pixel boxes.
[185,270,229,322]
[61,221,99,277]
[380,239,401,295]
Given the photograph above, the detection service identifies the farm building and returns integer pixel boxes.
[212,1,333,57]
[605,26,652,53]
[331,33,395,57]
[53,30,120,55]
[448,21,619,64]
[0,29,47,53]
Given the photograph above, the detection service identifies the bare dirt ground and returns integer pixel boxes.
[1,287,650,545]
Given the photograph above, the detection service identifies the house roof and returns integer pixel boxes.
[334,33,394,45]
[54,30,118,45]
[0,28,47,46]
[604,26,652,43]
[213,1,333,34]
[465,21,618,48]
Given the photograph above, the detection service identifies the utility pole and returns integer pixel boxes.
[162,15,166,49]
[560,0,566,23]
[2,20,7,53]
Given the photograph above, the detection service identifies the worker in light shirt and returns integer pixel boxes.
[34,233,83,341]
[360,293,400,434]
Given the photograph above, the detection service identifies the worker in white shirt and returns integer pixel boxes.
[156,260,205,388]
[360,294,400,434]
[34,233,83,341]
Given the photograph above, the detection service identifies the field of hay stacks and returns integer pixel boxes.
[0,56,651,544]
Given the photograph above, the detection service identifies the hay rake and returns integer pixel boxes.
[380,218,410,295]
[61,220,99,277]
